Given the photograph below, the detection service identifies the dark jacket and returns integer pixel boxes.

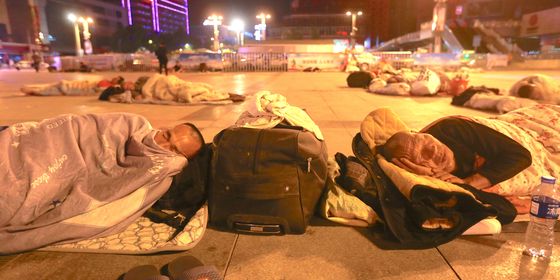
[346,133,516,249]
[155,46,168,61]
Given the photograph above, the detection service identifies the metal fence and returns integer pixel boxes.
[56,51,422,72]
[222,53,289,72]
[370,51,414,69]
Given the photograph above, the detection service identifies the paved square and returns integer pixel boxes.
[1,69,559,279]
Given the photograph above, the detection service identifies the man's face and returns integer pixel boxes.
[156,124,202,159]
[388,131,456,174]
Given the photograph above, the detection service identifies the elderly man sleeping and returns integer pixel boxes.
[376,104,560,214]
[0,113,204,254]
[338,104,559,248]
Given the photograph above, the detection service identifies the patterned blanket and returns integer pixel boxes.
[472,104,560,196]
[42,205,208,254]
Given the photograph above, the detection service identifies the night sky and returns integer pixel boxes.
[188,0,292,27]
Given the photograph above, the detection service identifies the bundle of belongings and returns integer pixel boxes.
[0,113,207,254]
[101,74,245,105]
[319,106,560,249]
[347,67,462,97]
[207,91,328,234]
[367,68,451,96]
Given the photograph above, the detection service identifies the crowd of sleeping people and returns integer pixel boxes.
[356,63,559,113]
[2,71,560,255]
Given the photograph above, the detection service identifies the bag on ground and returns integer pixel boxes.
[347,71,375,88]
[208,125,328,234]
[410,68,441,95]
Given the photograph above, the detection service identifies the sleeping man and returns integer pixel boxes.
[0,113,204,254]
[378,104,560,214]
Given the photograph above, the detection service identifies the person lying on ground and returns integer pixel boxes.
[21,76,125,96]
[104,74,245,105]
[451,85,538,114]
[0,113,205,254]
[509,74,560,105]
[378,104,560,214]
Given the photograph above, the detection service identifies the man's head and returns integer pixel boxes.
[517,83,536,99]
[379,130,455,175]
[111,76,125,85]
[155,123,205,159]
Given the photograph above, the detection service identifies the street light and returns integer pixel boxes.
[346,11,362,48]
[67,13,83,56]
[203,15,223,51]
[230,19,245,46]
[256,13,271,41]
[78,16,93,55]
[432,0,447,53]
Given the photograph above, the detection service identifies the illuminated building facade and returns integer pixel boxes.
[121,0,190,34]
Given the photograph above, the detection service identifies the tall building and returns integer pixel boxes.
[1,0,191,56]
[121,0,190,34]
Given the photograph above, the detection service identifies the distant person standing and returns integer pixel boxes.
[155,43,168,75]
[31,52,41,73]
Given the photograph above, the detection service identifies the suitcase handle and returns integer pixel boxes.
[233,222,283,234]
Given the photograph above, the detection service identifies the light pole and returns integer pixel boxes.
[346,11,362,49]
[256,13,271,41]
[230,19,245,46]
[78,17,94,55]
[432,0,447,53]
[67,13,83,56]
[203,15,223,51]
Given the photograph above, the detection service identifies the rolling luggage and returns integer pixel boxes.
[208,126,328,234]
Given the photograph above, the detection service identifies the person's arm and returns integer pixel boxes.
[425,118,532,187]
[463,173,492,190]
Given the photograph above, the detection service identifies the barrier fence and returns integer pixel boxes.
[56,51,548,72]
[370,51,414,69]
[222,53,289,72]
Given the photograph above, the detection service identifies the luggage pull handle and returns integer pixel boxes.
[307,157,311,173]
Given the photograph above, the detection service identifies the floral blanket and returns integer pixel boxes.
[472,104,560,196]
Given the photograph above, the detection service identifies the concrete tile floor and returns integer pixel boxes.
[1,69,560,279]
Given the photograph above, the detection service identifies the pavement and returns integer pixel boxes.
[1,69,560,280]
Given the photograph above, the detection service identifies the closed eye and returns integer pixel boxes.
[421,145,435,159]
[162,130,171,141]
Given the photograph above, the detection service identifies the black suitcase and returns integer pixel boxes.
[208,126,328,234]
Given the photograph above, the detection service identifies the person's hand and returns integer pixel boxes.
[392,158,465,184]
[392,157,433,175]
[433,171,465,184]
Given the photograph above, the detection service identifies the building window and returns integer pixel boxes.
[116,11,122,18]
